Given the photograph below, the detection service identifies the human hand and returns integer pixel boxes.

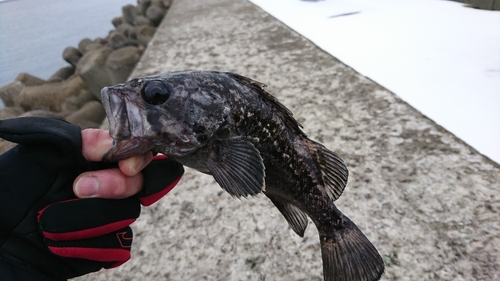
[74,128,154,199]
[0,117,183,280]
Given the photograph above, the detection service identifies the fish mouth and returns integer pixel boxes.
[101,84,203,160]
[103,137,156,162]
[101,86,132,140]
[101,86,154,161]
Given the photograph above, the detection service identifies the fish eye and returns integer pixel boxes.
[141,81,170,105]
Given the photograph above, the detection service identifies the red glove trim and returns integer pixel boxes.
[37,198,79,221]
[42,218,136,241]
[48,246,131,263]
[108,260,128,268]
[153,154,168,160]
[139,176,182,206]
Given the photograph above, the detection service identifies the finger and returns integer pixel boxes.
[81,129,153,176]
[118,151,153,177]
[74,169,143,199]
[81,129,113,162]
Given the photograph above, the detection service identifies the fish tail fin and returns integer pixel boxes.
[319,215,384,281]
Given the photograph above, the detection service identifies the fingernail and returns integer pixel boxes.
[141,152,153,170]
[132,154,151,174]
[134,156,145,174]
[75,176,99,197]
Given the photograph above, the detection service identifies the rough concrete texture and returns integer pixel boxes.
[76,0,500,280]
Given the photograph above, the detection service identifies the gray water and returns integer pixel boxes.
[0,0,135,108]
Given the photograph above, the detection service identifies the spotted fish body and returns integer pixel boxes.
[102,71,384,281]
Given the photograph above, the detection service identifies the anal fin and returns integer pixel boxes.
[268,195,308,237]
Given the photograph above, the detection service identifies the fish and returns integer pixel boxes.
[101,70,385,281]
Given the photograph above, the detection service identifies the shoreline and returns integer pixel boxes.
[0,0,172,153]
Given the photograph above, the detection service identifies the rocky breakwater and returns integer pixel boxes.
[0,0,171,153]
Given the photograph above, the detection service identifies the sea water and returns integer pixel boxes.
[0,0,135,108]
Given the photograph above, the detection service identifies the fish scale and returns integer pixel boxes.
[101,70,385,281]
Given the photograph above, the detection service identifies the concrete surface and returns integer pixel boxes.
[76,0,500,280]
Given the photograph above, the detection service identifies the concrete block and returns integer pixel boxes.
[122,4,137,25]
[0,106,24,120]
[146,5,165,26]
[18,75,87,112]
[76,47,113,100]
[65,100,106,129]
[106,46,142,84]
[48,66,75,83]
[0,81,23,107]
[136,25,156,46]
[15,73,45,86]
[62,46,83,67]
[111,16,124,28]
[108,31,129,49]
[138,0,152,15]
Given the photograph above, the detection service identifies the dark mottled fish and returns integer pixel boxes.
[101,70,384,281]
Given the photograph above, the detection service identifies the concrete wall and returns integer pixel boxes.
[451,0,500,10]
[77,0,500,280]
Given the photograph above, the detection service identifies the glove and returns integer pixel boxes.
[0,117,184,281]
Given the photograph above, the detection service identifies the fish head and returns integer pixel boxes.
[101,72,231,161]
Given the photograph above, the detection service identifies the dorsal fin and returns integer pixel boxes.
[226,72,348,200]
[225,72,307,137]
[310,140,349,201]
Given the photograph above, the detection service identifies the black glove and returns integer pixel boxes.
[0,117,184,281]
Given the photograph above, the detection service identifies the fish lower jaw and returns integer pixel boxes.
[158,146,198,158]
[105,137,156,161]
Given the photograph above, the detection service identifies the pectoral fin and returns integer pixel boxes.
[206,138,265,198]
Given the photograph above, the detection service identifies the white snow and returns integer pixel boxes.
[249,0,500,164]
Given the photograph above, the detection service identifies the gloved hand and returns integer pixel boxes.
[0,117,184,281]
